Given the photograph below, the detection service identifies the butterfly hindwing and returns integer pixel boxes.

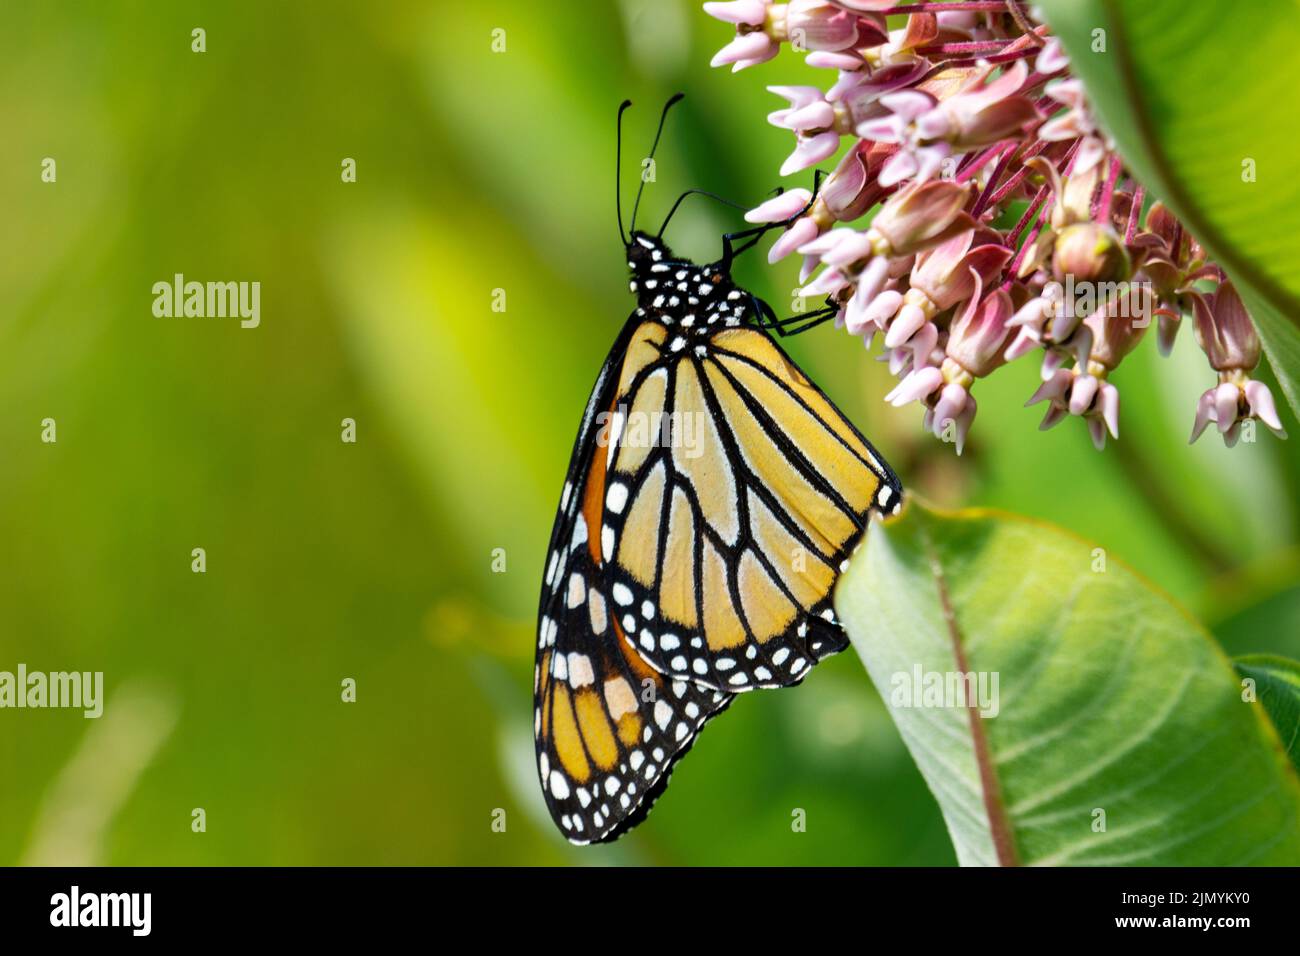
[535,314,733,844]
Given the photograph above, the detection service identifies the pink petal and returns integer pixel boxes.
[1003,326,1041,362]
[780,131,840,176]
[785,101,836,131]
[1027,369,1071,406]
[856,255,891,304]
[1087,416,1108,450]
[807,51,865,71]
[1245,380,1287,436]
[768,85,826,109]
[864,289,904,329]
[914,144,952,183]
[731,46,779,72]
[1039,404,1068,430]
[1035,38,1069,74]
[1074,135,1107,174]
[799,267,848,297]
[710,32,773,68]
[746,189,813,224]
[703,0,768,25]
[1040,349,1066,380]
[1068,374,1098,416]
[856,116,905,143]
[1214,381,1240,434]
[1007,296,1048,328]
[914,108,952,142]
[1189,389,1215,443]
[843,286,872,336]
[821,232,875,268]
[885,366,943,406]
[1098,381,1120,439]
[796,228,849,258]
[877,149,919,188]
[880,90,935,123]
[885,301,927,348]
[768,217,820,263]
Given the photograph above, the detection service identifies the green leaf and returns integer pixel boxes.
[835,502,1300,866]
[1235,655,1300,773]
[1039,0,1300,417]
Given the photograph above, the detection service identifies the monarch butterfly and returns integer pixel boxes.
[534,96,902,844]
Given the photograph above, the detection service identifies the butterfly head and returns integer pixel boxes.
[625,230,676,279]
[626,230,736,317]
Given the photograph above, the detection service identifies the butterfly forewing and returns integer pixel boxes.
[599,275,901,693]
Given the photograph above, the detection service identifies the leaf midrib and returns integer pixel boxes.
[919,522,1019,867]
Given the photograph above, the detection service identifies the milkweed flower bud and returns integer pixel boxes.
[1052,223,1131,285]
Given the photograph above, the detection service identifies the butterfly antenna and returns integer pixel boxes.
[657,189,750,239]
[629,92,684,237]
[616,99,633,245]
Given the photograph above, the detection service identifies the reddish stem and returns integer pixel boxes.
[1009,183,1049,244]
[917,40,1018,56]
[955,142,1010,184]
[880,2,1021,13]
[972,141,1021,217]
[1125,184,1145,243]
[1095,154,1122,222]
[980,138,1052,207]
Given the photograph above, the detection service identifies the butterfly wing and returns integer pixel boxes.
[601,322,902,692]
[535,315,733,844]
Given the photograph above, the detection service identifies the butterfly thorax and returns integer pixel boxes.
[626,231,751,346]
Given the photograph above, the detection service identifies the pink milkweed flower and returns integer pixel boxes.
[946,283,1015,378]
[766,86,843,175]
[1137,202,1216,355]
[881,226,1012,351]
[1039,78,1097,146]
[1026,367,1121,450]
[768,85,836,132]
[1189,280,1286,444]
[857,90,951,186]
[795,179,976,305]
[1024,285,1150,450]
[783,0,863,53]
[1035,38,1069,75]
[858,61,1041,186]
[766,68,924,177]
[705,0,779,71]
[706,0,875,73]
[763,143,884,266]
[884,281,1014,455]
[745,187,821,265]
[808,42,927,103]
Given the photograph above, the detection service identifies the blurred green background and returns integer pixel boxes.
[1,0,1296,866]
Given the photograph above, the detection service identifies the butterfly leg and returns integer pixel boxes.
[753,294,839,338]
[720,171,826,270]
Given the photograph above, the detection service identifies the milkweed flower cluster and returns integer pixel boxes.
[705,0,1287,452]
